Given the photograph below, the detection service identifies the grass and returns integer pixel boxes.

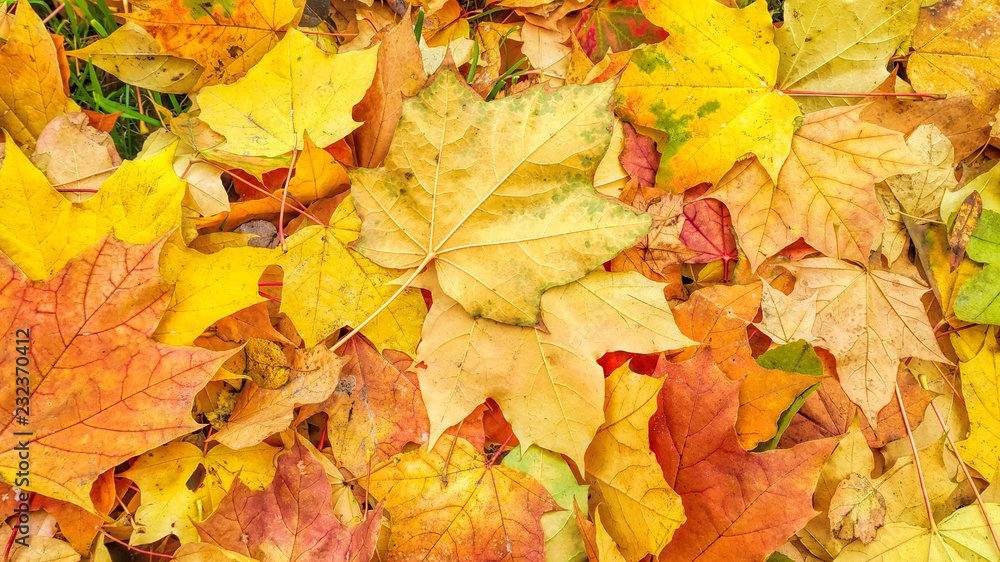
[10,0,189,159]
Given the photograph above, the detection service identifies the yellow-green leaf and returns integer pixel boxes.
[616,0,801,191]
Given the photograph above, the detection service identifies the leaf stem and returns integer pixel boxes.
[778,89,945,99]
[95,527,172,559]
[278,148,301,251]
[928,400,1000,552]
[896,381,937,531]
[329,252,436,353]
[51,165,120,187]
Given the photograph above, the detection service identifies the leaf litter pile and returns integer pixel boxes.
[1,0,1000,559]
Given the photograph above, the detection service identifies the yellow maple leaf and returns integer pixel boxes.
[0,135,184,281]
[275,197,427,352]
[124,442,279,545]
[0,0,79,148]
[416,267,694,470]
[67,22,204,94]
[909,0,1000,114]
[351,69,650,325]
[955,326,1000,482]
[775,0,920,112]
[705,104,928,271]
[124,0,300,88]
[197,30,378,158]
[615,0,801,192]
[585,364,685,561]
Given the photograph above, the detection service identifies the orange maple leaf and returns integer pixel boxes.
[0,235,231,512]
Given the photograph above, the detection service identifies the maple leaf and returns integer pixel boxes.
[0,0,79,148]
[0,135,184,281]
[66,22,204,94]
[705,104,927,271]
[197,30,378,158]
[955,327,1000,482]
[584,364,684,561]
[275,196,427,352]
[350,68,651,325]
[835,503,1000,560]
[311,335,431,476]
[774,0,920,111]
[124,0,300,88]
[649,349,839,561]
[196,435,383,562]
[417,268,694,468]
[616,0,801,191]
[670,283,819,449]
[154,239,274,346]
[365,434,559,561]
[123,441,280,544]
[351,19,426,168]
[573,0,668,63]
[0,235,231,511]
[503,445,590,562]
[764,257,947,424]
[908,0,1000,114]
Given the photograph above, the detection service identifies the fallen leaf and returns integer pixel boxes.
[66,22,204,94]
[351,68,650,325]
[0,235,230,511]
[317,335,430,475]
[678,199,737,265]
[197,30,378,158]
[909,0,1000,114]
[503,445,590,562]
[275,196,427,351]
[196,435,383,562]
[616,0,801,191]
[0,134,184,281]
[123,441,280,544]
[417,268,694,468]
[351,20,426,168]
[955,327,1000,482]
[125,0,301,87]
[573,0,668,63]
[584,364,684,561]
[885,124,957,220]
[0,0,79,147]
[29,113,121,202]
[154,239,274,346]
[649,349,839,561]
[775,0,920,111]
[705,104,928,271]
[365,434,559,561]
